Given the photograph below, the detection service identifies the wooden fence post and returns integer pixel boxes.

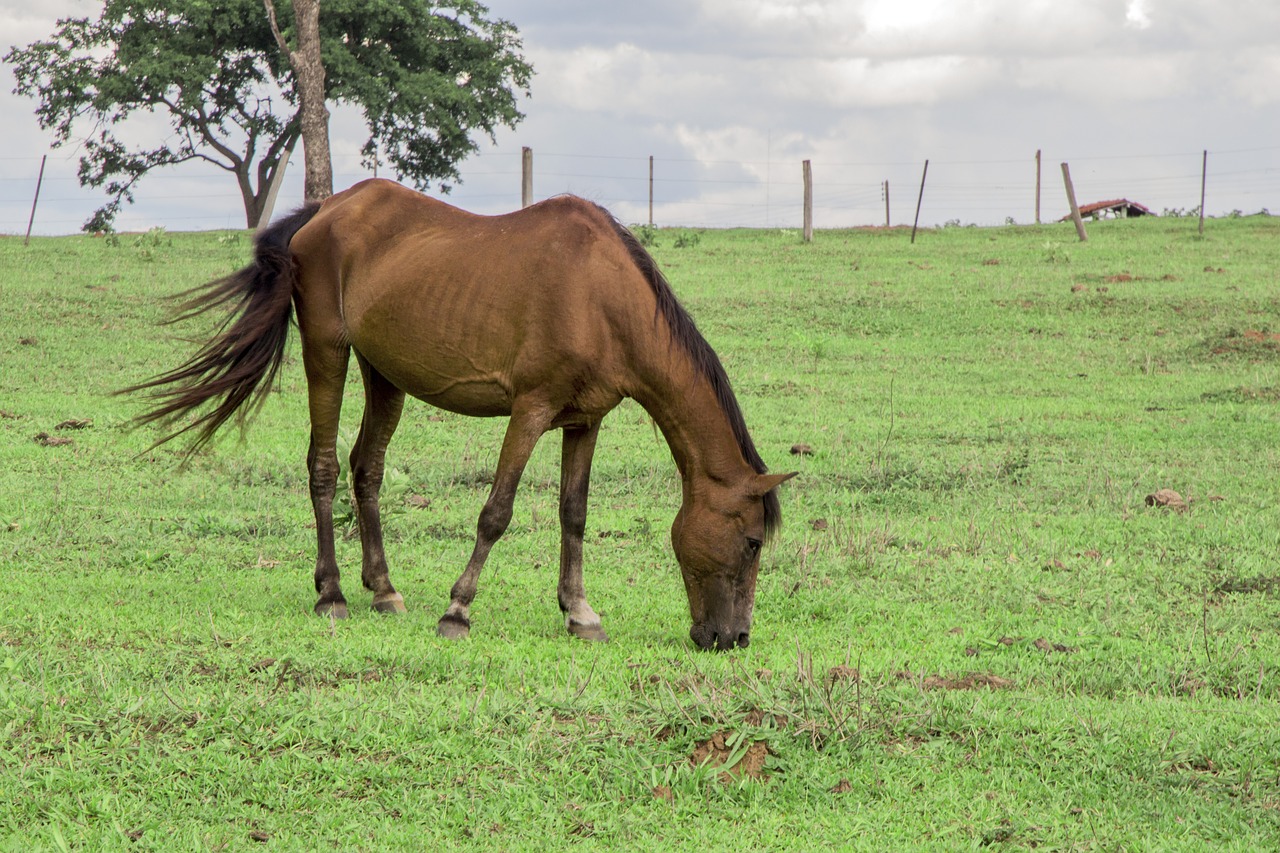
[1035,149,1042,224]
[883,180,890,227]
[648,155,654,227]
[1198,150,1207,235]
[1061,162,1088,242]
[24,154,47,246]
[802,159,813,242]
[910,159,928,243]
[521,146,533,208]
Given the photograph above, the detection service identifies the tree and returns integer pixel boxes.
[6,1,532,231]
[264,0,332,201]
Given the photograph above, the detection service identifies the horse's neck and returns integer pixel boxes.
[629,348,752,490]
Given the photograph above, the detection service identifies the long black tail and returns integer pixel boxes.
[122,202,323,455]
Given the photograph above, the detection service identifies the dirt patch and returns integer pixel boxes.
[1214,575,1280,595]
[55,418,92,430]
[897,671,1014,691]
[689,731,771,781]
[1201,385,1280,404]
[1203,329,1280,359]
[826,665,860,685]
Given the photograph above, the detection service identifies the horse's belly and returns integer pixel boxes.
[368,355,514,417]
[413,381,512,418]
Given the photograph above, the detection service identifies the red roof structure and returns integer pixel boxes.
[1064,199,1155,221]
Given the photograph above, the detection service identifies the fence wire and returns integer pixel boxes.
[3,144,1277,235]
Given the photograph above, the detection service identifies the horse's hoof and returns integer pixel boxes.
[436,614,470,639]
[315,600,348,619]
[371,592,406,614]
[568,622,609,642]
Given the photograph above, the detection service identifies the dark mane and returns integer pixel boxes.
[598,207,782,540]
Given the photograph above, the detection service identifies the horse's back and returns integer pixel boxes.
[289,180,648,420]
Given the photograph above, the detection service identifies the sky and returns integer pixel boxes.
[2,0,1278,234]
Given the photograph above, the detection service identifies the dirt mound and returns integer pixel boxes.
[689,732,771,781]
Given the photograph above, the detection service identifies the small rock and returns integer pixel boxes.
[1145,489,1189,513]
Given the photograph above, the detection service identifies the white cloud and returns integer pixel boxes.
[1126,0,1153,30]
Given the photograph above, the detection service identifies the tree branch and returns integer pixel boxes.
[262,0,294,57]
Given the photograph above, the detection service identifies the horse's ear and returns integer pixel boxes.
[750,471,797,498]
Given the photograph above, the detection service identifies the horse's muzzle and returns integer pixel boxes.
[690,623,749,651]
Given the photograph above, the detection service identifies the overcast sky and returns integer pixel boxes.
[2,0,1278,234]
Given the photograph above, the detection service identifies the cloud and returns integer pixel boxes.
[1126,0,1153,30]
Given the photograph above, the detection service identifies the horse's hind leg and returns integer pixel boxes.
[437,401,552,639]
[305,341,351,618]
[558,422,608,641]
[351,354,407,613]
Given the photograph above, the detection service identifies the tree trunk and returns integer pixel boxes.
[265,0,332,202]
[292,0,332,201]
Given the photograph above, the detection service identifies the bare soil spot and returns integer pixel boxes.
[826,665,860,685]
[689,732,771,781]
[1033,637,1077,653]
[898,671,1014,691]
[1201,385,1280,404]
[33,432,73,447]
[55,418,92,430]
[1204,329,1280,359]
[829,778,853,794]
[790,442,814,456]
[1214,575,1280,595]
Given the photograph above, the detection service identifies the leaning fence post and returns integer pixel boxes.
[521,146,533,208]
[802,160,813,242]
[910,159,928,243]
[1061,162,1088,242]
[24,154,47,246]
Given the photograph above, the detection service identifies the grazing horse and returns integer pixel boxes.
[127,179,794,650]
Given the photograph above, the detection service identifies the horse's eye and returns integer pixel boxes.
[746,537,762,556]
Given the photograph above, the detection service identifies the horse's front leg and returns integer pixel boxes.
[558,422,607,641]
[437,403,552,639]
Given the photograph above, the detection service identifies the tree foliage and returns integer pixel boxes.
[6,1,532,230]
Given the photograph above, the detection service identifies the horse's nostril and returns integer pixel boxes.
[737,632,750,648]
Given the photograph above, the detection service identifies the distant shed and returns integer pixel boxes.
[1063,199,1155,221]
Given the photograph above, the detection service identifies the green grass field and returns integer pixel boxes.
[2,215,1279,850]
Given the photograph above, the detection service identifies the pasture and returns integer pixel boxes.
[2,214,1279,849]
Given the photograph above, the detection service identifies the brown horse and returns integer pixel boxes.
[127,179,794,650]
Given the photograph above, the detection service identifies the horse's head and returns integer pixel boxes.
[671,471,795,651]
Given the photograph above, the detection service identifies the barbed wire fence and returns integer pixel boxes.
[3,143,1277,236]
